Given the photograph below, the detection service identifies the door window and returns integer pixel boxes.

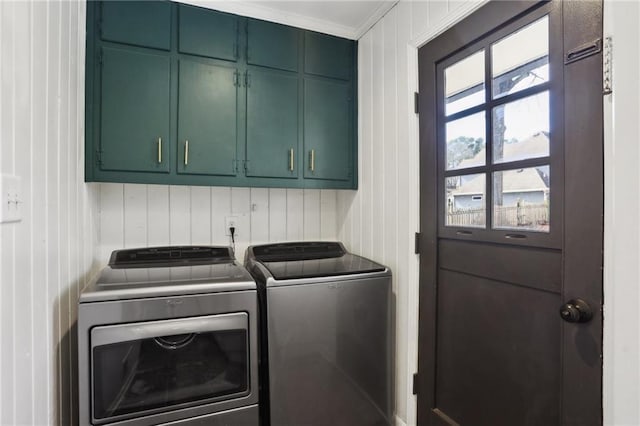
[441,15,554,237]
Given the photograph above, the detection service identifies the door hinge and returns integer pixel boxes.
[414,92,419,114]
[412,373,419,395]
[96,150,103,166]
[603,36,612,95]
[415,232,421,254]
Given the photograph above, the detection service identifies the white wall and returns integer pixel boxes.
[338,2,486,424]
[98,184,338,265]
[603,1,640,425]
[345,1,640,426]
[0,2,99,426]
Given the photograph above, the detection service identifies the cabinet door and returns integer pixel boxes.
[247,19,299,72]
[246,69,298,179]
[101,1,171,50]
[178,5,238,61]
[304,78,352,181]
[177,60,238,177]
[304,32,353,80]
[100,48,170,173]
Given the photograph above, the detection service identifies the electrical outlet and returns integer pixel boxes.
[0,175,22,223]
[225,216,238,236]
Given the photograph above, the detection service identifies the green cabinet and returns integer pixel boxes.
[178,5,238,61]
[304,78,352,181]
[177,60,239,176]
[86,1,357,189]
[100,47,171,173]
[247,19,299,72]
[305,32,353,80]
[246,68,299,179]
[101,1,172,50]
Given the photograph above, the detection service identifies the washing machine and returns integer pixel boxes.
[245,241,393,426]
[77,246,259,426]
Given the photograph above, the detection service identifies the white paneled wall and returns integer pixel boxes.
[338,1,484,425]
[603,2,640,425]
[98,184,338,265]
[0,1,99,426]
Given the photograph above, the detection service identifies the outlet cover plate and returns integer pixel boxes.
[225,216,238,236]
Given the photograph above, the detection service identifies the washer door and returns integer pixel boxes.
[90,313,249,424]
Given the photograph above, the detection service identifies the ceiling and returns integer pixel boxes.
[178,0,398,39]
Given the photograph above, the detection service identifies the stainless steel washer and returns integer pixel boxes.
[245,242,393,426]
[78,246,259,426]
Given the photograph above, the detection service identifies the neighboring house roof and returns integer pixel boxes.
[450,131,550,197]
[457,132,549,169]
[450,167,548,197]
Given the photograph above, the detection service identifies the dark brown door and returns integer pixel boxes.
[417,1,603,425]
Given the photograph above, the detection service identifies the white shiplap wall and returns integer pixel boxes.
[0,1,99,426]
[338,2,485,425]
[98,184,338,265]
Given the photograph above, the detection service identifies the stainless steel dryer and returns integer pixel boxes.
[245,242,393,426]
[77,246,259,426]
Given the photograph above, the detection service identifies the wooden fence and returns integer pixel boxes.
[447,204,549,231]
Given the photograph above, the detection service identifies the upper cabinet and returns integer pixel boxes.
[100,47,171,173]
[178,5,239,61]
[85,1,357,189]
[304,32,353,80]
[177,60,239,177]
[304,78,352,182]
[247,19,299,72]
[246,68,299,179]
[101,1,172,50]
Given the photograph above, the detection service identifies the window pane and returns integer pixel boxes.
[492,91,549,164]
[492,16,549,98]
[446,173,486,228]
[446,112,486,170]
[492,166,550,232]
[445,50,485,116]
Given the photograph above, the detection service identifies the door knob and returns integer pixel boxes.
[559,298,593,323]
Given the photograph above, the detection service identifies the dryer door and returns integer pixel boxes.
[90,313,249,424]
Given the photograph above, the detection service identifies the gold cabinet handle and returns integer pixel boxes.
[157,137,162,163]
[289,148,294,171]
[310,149,315,172]
[184,140,189,166]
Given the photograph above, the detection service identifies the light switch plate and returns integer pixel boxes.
[0,175,23,223]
